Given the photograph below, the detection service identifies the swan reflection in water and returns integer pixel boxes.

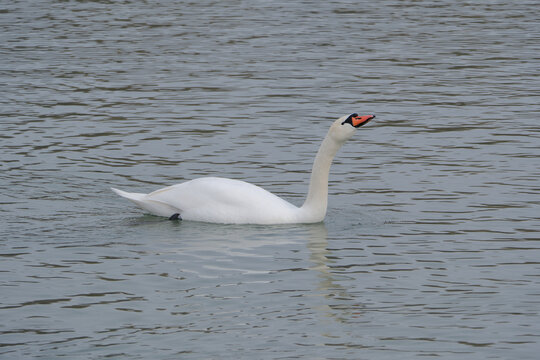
[306,223,366,324]
[134,218,363,325]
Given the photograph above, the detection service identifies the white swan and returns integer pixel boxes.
[111,113,375,224]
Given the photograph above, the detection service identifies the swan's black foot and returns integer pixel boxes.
[169,213,182,221]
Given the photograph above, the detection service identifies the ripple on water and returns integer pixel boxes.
[1,0,539,359]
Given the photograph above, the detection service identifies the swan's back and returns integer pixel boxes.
[145,177,300,224]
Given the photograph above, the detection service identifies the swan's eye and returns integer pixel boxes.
[341,114,357,126]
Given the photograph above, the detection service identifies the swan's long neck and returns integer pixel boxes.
[300,131,343,222]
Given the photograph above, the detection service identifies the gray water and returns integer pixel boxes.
[1,0,539,359]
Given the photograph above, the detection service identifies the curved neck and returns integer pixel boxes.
[300,132,343,221]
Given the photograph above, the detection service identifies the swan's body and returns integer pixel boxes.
[112,113,375,224]
[113,177,302,224]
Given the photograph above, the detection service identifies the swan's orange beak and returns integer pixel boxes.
[352,114,375,128]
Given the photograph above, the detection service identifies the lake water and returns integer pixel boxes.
[1,0,539,359]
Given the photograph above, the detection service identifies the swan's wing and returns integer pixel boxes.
[146,177,299,224]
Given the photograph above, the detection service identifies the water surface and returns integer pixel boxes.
[1,1,539,359]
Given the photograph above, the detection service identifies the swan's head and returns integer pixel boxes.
[329,113,375,143]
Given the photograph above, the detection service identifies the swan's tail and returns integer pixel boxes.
[111,187,181,217]
[111,187,146,201]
